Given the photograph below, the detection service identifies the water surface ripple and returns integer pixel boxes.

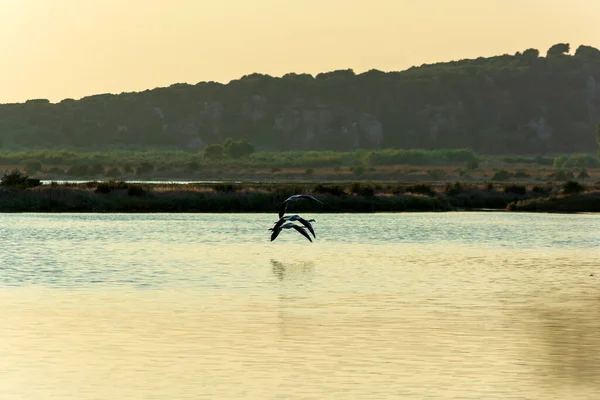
[1,212,599,399]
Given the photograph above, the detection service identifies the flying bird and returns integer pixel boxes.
[272,215,317,238]
[278,194,324,218]
[273,218,315,223]
[269,222,313,243]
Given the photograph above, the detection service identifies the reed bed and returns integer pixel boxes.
[2,179,592,213]
[507,191,600,213]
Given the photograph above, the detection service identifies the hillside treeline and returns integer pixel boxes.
[1,43,599,155]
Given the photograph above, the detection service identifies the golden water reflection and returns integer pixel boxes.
[524,291,600,387]
[1,212,600,399]
[2,263,600,399]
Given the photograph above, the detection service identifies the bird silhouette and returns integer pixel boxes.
[269,222,313,242]
[272,215,316,238]
[278,194,324,219]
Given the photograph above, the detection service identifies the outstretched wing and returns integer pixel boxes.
[270,227,283,242]
[299,194,324,204]
[278,194,322,218]
[292,225,313,242]
[272,217,287,232]
[296,216,316,238]
[278,202,287,219]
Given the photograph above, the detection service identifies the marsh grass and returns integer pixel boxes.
[312,184,346,196]
[445,182,463,196]
[503,184,527,195]
[507,191,600,212]
[0,181,448,213]
[0,179,594,213]
[405,183,434,196]
[213,182,239,193]
[127,185,147,197]
[349,183,376,197]
[532,184,553,194]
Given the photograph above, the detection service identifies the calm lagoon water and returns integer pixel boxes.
[1,212,599,399]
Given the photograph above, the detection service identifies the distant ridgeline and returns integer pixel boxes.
[1,43,600,155]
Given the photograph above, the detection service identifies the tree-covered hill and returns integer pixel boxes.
[1,43,599,155]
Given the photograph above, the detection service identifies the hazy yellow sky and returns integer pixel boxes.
[1,0,599,103]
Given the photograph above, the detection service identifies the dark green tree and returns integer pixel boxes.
[596,123,600,160]
[522,48,539,60]
[546,43,570,57]
[89,163,105,175]
[136,162,155,176]
[223,138,255,159]
[66,165,90,177]
[203,144,225,160]
[575,45,600,59]
[1,170,28,186]
[0,170,41,188]
[316,69,355,80]
[23,159,42,175]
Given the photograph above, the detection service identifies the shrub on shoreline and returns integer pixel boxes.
[0,170,42,188]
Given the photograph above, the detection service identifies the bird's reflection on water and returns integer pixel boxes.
[270,259,317,339]
[270,258,315,282]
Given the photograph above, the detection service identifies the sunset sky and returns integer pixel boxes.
[1,0,599,103]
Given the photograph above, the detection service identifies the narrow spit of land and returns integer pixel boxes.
[0,179,598,213]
